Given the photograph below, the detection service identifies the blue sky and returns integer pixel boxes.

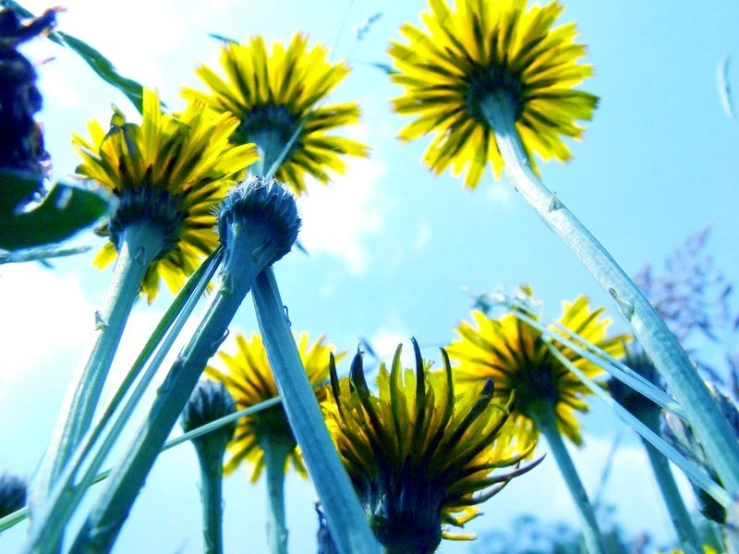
[2,0,739,552]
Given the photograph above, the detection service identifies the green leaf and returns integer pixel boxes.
[0,179,109,251]
[0,169,42,215]
[0,245,91,265]
[3,1,145,112]
[55,32,144,112]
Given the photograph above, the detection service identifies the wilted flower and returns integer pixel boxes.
[608,344,662,423]
[662,383,739,524]
[0,473,26,518]
[323,339,540,553]
[181,379,237,454]
[181,380,237,554]
[448,289,626,445]
[389,0,596,188]
[72,88,258,302]
[0,6,57,183]
[183,33,368,194]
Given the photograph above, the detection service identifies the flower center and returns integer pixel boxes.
[512,355,560,417]
[465,65,525,125]
[252,405,296,451]
[109,186,186,259]
[233,105,299,166]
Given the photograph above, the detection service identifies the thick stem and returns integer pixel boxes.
[261,436,291,554]
[481,93,739,494]
[196,447,226,554]
[251,130,285,179]
[252,268,379,554]
[30,222,164,538]
[532,402,606,554]
[66,231,263,554]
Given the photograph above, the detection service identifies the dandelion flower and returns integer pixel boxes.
[205,331,342,480]
[323,339,540,553]
[389,0,596,188]
[73,88,258,302]
[656,547,719,554]
[448,290,626,445]
[183,33,368,194]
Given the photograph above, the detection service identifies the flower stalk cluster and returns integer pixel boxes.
[65,177,299,553]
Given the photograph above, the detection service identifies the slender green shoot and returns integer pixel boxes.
[640,431,703,554]
[504,301,686,419]
[261,436,292,554]
[545,342,730,507]
[1,396,281,534]
[531,400,607,554]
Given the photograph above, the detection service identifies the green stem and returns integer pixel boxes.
[532,402,606,554]
[261,436,291,554]
[545,342,729,506]
[481,93,739,495]
[66,229,265,554]
[252,268,379,554]
[640,412,703,554]
[30,222,163,537]
[1,396,284,534]
[251,130,284,179]
[195,447,226,554]
[23,249,222,553]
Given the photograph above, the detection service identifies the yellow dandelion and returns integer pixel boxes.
[448,289,627,445]
[205,331,343,481]
[323,339,540,553]
[656,547,719,554]
[72,89,258,302]
[182,33,368,195]
[389,0,597,188]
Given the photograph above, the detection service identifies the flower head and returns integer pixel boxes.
[72,89,258,302]
[217,176,300,268]
[389,0,597,188]
[205,332,342,481]
[448,290,626,445]
[323,339,540,553]
[183,33,368,195]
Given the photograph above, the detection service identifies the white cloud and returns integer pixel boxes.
[486,180,514,206]
[36,59,84,109]
[368,328,409,362]
[0,263,93,382]
[297,157,390,275]
[49,0,204,84]
[412,220,432,252]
